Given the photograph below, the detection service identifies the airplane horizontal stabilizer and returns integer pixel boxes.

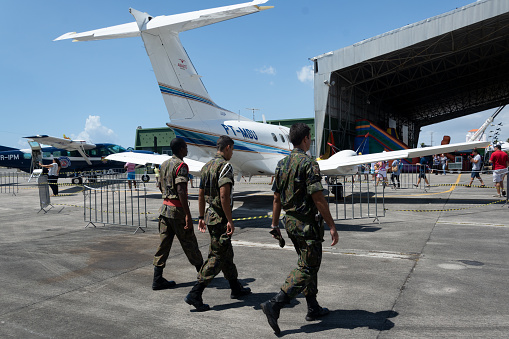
[54,0,271,42]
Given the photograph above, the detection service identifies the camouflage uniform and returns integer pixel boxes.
[197,153,238,285]
[272,148,324,299]
[153,155,203,269]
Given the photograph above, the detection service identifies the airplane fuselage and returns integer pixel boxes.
[0,143,127,175]
[169,119,292,176]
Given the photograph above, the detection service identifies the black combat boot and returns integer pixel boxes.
[229,279,252,299]
[260,290,290,335]
[184,282,210,312]
[152,266,176,290]
[304,294,329,321]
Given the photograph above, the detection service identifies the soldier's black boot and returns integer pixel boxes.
[184,282,210,312]
[229,279,252,299]
[152,266,176,290]
[304,294,329,321]
[260,290,290,335]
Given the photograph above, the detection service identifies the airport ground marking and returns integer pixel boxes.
[231,239,419,260]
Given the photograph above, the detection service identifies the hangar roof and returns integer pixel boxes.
[313,0,509,150]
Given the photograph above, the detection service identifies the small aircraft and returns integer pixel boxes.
[0,135,130,184]
[56,0,488,178]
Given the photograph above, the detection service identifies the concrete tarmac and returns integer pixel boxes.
[0,170,508,338]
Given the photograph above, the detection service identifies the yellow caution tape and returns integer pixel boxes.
[386,199,505,212]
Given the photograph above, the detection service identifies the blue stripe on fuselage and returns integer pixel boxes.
[171,127,290,156]
[159,84,228,111]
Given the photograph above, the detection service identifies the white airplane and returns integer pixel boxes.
[55,0,488,177]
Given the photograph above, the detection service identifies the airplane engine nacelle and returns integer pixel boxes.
[330,150,358,175]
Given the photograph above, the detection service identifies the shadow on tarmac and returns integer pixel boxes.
[200,277,397,336]
[279,309,398,336]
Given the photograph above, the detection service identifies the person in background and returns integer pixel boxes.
[124,162,137,189]
[370,162,376,181]
[39,158,61,196]
[390,159,402,188]
[433,154,440,175]
[489,144,509,198]
[414,156,430,188]
[154,164,160,187]
[467,149,485,187]
[375,161,389,187]
[440,154,448,175]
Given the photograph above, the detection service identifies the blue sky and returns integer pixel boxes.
[1,0,506,150]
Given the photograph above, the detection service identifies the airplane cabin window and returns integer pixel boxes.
[108,145,126,153]
[43,152,51,158]
[279,134,285,142]
[23,153,32,159]
[271,133,278,142]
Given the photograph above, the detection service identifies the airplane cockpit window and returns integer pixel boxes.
[279,134,285,143]
[106,145,127,154]
[271,133,278,142]
[89,149,98,156]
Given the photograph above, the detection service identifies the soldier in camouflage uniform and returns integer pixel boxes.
[152,138,203,290]
[261,123,339,335]
[185,135,251,311]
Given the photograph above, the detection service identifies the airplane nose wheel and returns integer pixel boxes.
[72,177,83,185]
[141,175,150,183]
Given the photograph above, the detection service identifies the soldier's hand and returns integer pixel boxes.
[330,228,339,246]
[226,221,235,236]
[270,227,282,239]
[198,219,207,233]
[184,215,192,230]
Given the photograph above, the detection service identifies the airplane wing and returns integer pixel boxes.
[24,135,96,150]
[25,135,96,165]
[105,152,206,176]
[318,140,490,176]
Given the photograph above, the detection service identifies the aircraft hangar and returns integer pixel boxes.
[312,0,509,155]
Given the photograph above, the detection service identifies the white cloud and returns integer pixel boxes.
[297,65,314,83]
[73,115,116,143]
[257,66,276,75]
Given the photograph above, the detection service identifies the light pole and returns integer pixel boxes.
[245,108,260,121]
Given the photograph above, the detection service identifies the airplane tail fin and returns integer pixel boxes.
[55,1,273,123]
[0,145,18,152]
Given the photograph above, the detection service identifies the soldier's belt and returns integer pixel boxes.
[285,211,316,224]
[163,199,182,208]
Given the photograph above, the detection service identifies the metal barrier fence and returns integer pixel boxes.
[325,175,385,222]
[356,164,434,190]
[0,171,19,195]
[83,178,147,233]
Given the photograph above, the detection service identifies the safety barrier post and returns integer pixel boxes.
[83,178,147,233]
[0,171,19,196]
[326,175,384,223]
